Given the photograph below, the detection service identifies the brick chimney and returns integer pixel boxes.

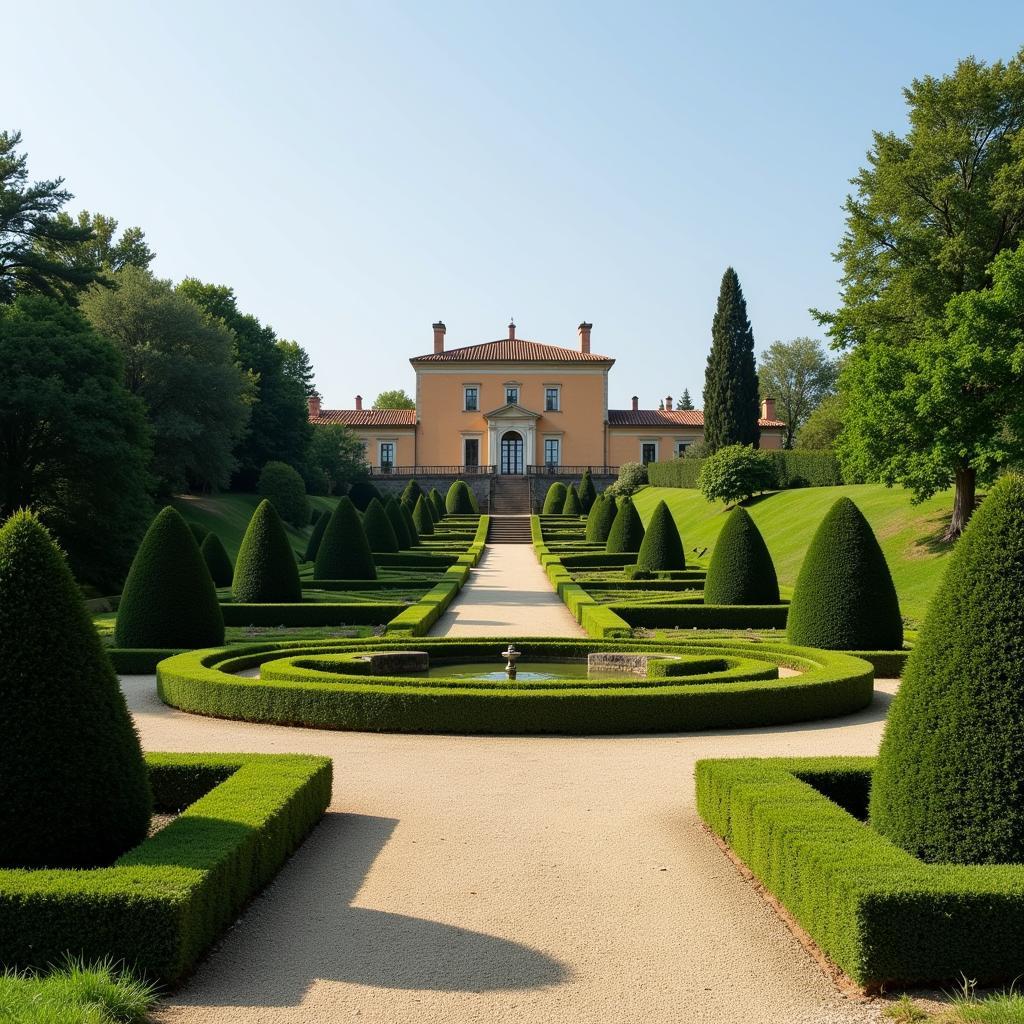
[761,396,776,420]
[665,395,673,411]
[508,320,516,340]
[631,395,639,412]
[307,394,321,419]
[578,321,592,353]
[355,394,363,411]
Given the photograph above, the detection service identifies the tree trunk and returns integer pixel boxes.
[943,464,977,541]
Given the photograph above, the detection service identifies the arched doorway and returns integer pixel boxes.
[500,430,524,475]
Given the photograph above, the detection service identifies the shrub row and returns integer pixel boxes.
[647,450,843,489]
[0,753,330,982]
[612,603,789,629]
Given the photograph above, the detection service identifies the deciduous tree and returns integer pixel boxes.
[758,338,837,448]
[373,389,415,410]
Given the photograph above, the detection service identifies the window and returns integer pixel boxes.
[641,442,658,465]
[505,386,519,405]
[544,438,560,467]
[545,387,560,412]
[464,438,479,468]
[463,386,479,412]
[379,442,395,471]
[676,441,690,458]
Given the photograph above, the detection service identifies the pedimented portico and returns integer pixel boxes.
[485,403,541,474]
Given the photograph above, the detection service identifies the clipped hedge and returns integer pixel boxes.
[605,496,645,553]
[543,481,568,514]
[562,484,582,516]
[611,602,789,630]
[703,506,779,605]
[363,497,400,552]
[635,500,686,571]
[200,532,234,588]
[303,510,330,562]
[257,460,309,527]
[0,753,330,982]
[233,500,303,603]
[385,497,413,548]
[401,501,420,546]
[315,496,377,580]
[429,488,446,521]
[584,493,616,543]
[412,494,435,536]
[697,757,1024,988]
[648,450,842,489]
[445,480,476,514]
[578,469,597,513]
[347,479,383,511]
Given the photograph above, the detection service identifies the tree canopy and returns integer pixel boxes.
[38,210,154,277]
[373,389,416,410]
[757,338,837,448]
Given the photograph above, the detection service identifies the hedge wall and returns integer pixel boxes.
[648,450,842,489]
[0,753,330,982]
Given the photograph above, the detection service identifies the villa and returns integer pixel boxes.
[308,320,786,474]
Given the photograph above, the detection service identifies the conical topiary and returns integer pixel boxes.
[635,500,686,570]
[200,531,234,588]
[0,511,152,867]
[578,469,597,513]
[188,521,210,547]
[606,496,646,553]
[303,510,330,562]
[468,487,480,513]
[363,497,400,552]
[386,497,413,548]
[315,496,377,579]
[543,481,567,514]
[429,488,446,521]
[233,499,303,601]
[413,494,435,536]
[445,479,475,514]
[401,479,424,508]
[401,501,420,546]
[347,480,383,512]
[116,506,224,648]
[869,475,1024,864]
[786,497,902,650]
[585,493,617,543]
[703,507,779,605]
[562,484,582,516]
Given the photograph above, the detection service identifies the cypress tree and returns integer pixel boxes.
[585,493,617,543]
[233,499,303,601]
[401,479,424,508]
[347,480,384,512]
[606,496,646,553]
[703,267,760,451]
[869,475,1024,864]
[200,531,234,588]
[429,488,446,521]
[315,496,377,579]
[678,388,695,411]
[303,509,330,562]
[401,501,420,546]
[363,497,400,551]
[577,469,597,513]
[543,481,568,514]
[1,511,152,867]
[116,506,225,648]
[703,507,779,605]
[562,484,582,516]
[635,500,686,570]
[412,494,435,536]
[386,497,413,548]
[445,480,475,514]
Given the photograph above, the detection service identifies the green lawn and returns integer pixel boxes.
[632,483,956,625]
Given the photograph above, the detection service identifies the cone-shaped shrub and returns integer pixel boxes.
[578,469,597,513]
[347,480,383,512]
[200,531,234,588]
[543,481,568,514]
[401,479,424,508]
[635,500,686,570]
[303,510,329,562]
[116,506,224,648]
[401,501,420,545]
[309,508,321,526]
[585,493,617,543]
[233,500,303,601]
[606,496,646,553]
[315,496,377,579]
[363,497,399,552]
[562,484,582,516]
[1,511,151,867]
[869,475,1024,864]
[413,494,435,535]
[429,488,446,521]
[703,507,779,605]
[258,460,309,527]
[385,497,413,548]
[424,491,439,523]
[786,497,902,650]
[446,479,474,514]
[188,521,209,547]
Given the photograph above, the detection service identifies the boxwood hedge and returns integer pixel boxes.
[233,499,303,603]
[412,494,435,536]
[315,496,376,580]
[605,496,645,553]
[584,493,616,543]
[363,497,400,552]
[445,480,476,514]
[703,506,779,606]
[200,532,234,588]
[303,510,330,563]
[635,500,685,571]
[562,484,582,516]
[543,481,568,514]
[385,497,413,548]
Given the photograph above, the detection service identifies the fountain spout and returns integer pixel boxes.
[501,644,522,680]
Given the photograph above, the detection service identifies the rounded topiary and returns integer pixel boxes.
[401,479,424,508]
[1,511,151,867]
[786,497,902,650]
[363,497,399,552]
[385,497,413,548]
[585,493,617,543]
[578,469,597,513]
[347,480,383,512]
[303,510,329,562]
[606,496,646,553]
[446,479,475,514]
[703,507,779,605]
[869,475,1024,864]
[543,481,567,514]
[315,496,377,579]
[401,501,420,546]
[413,494,435,536]
[429,488,446,521]
[115,506,225,648]
[233,499,303,602]
[200,531,234,588]
[635,500,686,571]
[257,460,310,527]
[562,485,582,517]
[188,521,209,547]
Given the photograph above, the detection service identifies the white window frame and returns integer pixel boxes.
[462,435,482,467]
[463,384,480,412]
[505,385,520,406]
[640,439,659,464]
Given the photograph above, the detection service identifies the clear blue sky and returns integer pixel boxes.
[8,2,1022,409]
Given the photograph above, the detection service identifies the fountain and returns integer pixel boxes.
[501,643,522,680]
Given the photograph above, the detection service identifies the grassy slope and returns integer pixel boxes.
[632,484,955,624]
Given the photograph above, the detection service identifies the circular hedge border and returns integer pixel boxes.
[157,637,874,734]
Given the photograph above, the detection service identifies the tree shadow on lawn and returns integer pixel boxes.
[167,813,568,1008]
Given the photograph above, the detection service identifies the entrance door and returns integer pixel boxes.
[500,430,524,475]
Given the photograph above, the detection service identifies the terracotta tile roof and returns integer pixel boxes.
[411,339,614,363]
[311,409,416,427]
[608,409,786,429]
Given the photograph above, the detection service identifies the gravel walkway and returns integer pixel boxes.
[130,673,898,1024]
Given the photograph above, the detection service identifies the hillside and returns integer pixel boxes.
[632,484,956,624]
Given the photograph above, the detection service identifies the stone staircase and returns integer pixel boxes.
[487,477,533,543]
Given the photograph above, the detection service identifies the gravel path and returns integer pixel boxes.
[130,673,897,1024]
